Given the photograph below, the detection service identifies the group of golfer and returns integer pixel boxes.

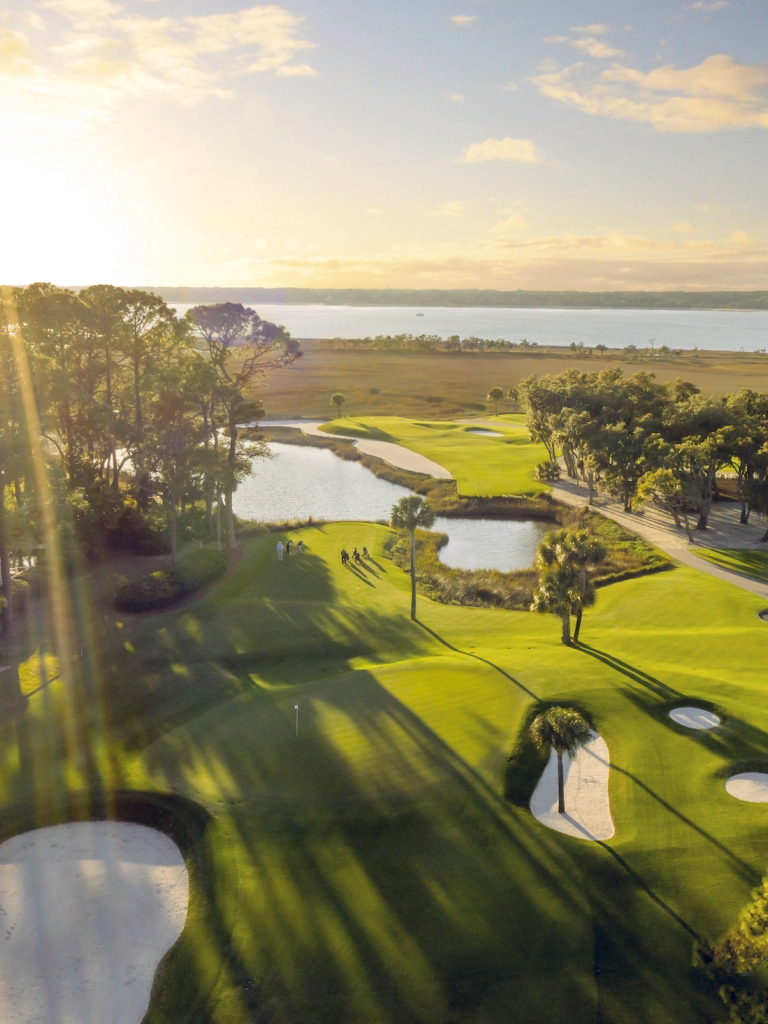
[275,539,304,560]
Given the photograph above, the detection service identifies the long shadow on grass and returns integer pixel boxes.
[416,620,539,699]
[138,664,601,1023]
[576,642,684,700]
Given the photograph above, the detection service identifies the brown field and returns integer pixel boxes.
[258,343,768,419]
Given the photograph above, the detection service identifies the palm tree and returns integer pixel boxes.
[487,386,504,417]
[390,495,436,620]
[529,706,593,814]
[534,528,604,643]
[531,560,583,644]
[562,529,605,643]
[331,392,346,418]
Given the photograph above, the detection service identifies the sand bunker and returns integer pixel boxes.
[530,734,615,841]
[759,610,768,623]
[725,773,768,802]
[669,707,720,730]
[0,821,188,1024]
[465,428,503,437]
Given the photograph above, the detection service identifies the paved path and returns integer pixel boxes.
[262,421,453,479]
[550,472,768,600]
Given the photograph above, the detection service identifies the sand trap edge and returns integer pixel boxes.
[669,706,721,730]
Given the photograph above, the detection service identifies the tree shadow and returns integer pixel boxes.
[575,642,685,700]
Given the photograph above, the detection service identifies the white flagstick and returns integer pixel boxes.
[294,703,299,737]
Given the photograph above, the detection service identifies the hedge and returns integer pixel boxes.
[114,548,227,613]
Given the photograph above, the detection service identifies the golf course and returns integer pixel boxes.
[3,514,768,1023]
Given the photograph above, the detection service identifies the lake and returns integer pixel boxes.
[233,443,549,571]
[172,303,768,353]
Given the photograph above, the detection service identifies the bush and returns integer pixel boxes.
[0,578,31,616]
[534,461,561,481]
[15,567,49,598]
[105,504,170,556]
[114,548,227,613]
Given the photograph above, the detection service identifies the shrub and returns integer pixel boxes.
[534,461,561,481]
[105,504,170,556]
[15,567,49,598]
[0,578,31,616]
[114,548,227,613]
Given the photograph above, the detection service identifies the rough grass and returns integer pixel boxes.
[2,523,767,1023]
[114,547,227,612]
[694,548,768,585]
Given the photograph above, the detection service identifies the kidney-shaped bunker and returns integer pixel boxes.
[0,821,189,1024]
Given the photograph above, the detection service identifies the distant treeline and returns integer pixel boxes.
[134,287,768,311]
[315,334,691,358]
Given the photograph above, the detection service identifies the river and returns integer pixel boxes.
[171,303,768,353]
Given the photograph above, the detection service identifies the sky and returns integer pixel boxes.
[1,0,767,291]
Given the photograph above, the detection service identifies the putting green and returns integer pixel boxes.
[5,523,768,1024]
[321,416,551,496]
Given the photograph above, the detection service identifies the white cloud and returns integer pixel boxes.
[424,200,466,217]
[446,91,465,103]
[688,1,728,10]
[460,136,540,163]
[570,36,625,59]
[544,35,568,44]
[673,222,693,233]
[570,24,610,35]
[451,15,476,27]
[530,54,768,132]
[502,82,520,92]
[0,2,317,132]
[491,213,530,233]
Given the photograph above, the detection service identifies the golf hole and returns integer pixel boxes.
[669,707,720,730]
[725,773,768,803]
[0,821,189,1024]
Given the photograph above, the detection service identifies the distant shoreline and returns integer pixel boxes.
[79,286,768,312]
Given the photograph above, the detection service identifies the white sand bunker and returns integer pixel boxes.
[530,734,615,841]
[725,773,768,803]
[669,707,720,730]
[0,821,189,1024]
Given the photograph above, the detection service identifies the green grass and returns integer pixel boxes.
[694,547,768,585]
[321,415,551,496]
[3,524,768,1023]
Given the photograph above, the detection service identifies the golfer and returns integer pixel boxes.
[276,540,284,561]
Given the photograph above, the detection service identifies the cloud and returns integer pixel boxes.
[570,36,625,59]
[502,82,520,91]
[673,222,693,233]
[424,201,466,217]
[688,1,728,10]
[530,54,768,132]
[451,15,476,27]
[460,136,540,162]
[0,2,317,132]
[544,35,568,44]
[247,228,768,290]
[570,24,610,35]
[491,213,531,233]
[445,91,465,103]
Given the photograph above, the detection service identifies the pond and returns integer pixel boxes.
[233,443,549,571]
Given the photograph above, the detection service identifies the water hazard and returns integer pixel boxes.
[233,443,550,571]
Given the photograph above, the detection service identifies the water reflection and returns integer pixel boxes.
[434,517,549,572]
[233,443,549,571]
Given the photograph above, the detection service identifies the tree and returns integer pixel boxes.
[533,530,599,643]
[487,386,504,417]
[560,529,606,642]
[189,302,301,548]
[331,392,346,418]
[637,467,695,543]
[390,495,436,621]
[529,707,593,814]
[531,557,584,645]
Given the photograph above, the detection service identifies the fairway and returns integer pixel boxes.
[4,523,768,1023]
[322,416,551,495]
